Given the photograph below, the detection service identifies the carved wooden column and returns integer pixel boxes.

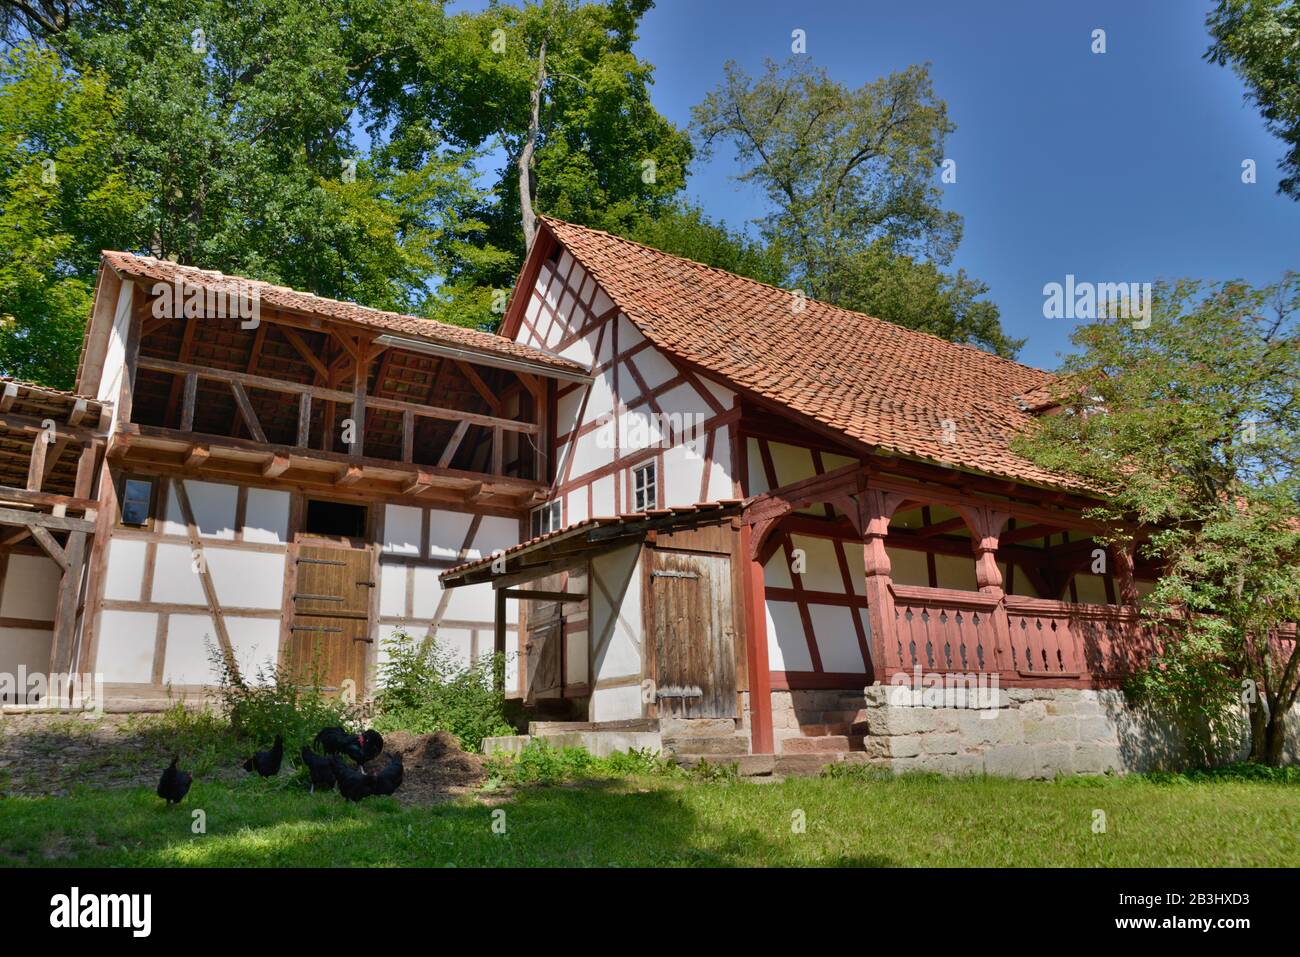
[1109,542,1140,607]
[859,488,908,683]
[956,504,1013,674]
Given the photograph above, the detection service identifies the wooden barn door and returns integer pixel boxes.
[524,596,563,703]
[650,549,736,719]
[287,543,374,696]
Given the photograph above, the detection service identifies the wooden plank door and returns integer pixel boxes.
[287,543,374,696]
[651,549,736,718]
[524,598,563,703]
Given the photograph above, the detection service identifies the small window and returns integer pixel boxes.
[633,462,657,512]
[304,499,368,539]
[531,500,562,538]
[120,478,155,526]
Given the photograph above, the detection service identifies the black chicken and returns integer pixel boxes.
[156,756,192,805]
[300,746,335,793]
[368,753,403,797]
[314,726,384,766]
[242,734,283,777]
[331,756,373,802]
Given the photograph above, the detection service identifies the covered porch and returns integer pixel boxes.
[741,461,1164,754]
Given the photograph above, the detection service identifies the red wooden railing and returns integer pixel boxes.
[887,585,1163,686]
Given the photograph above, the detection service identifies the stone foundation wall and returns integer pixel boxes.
[753,685,1300,777]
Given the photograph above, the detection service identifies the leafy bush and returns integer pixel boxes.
[484,741,681,786]
[372,630,513,751]
[209,642,353,754]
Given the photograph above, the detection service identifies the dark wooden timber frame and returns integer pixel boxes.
[0,380,110,682]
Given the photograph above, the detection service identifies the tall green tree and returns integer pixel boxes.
[1016,276,1300,766]
[621,202,786,286]
[0,44,142,387]
[692,57,1018,357]
[402,0,691,292]
[1207,0,1300,200]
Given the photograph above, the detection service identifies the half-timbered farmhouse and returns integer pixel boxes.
[2,216,1293,773]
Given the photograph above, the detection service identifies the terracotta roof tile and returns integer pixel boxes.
[540,217,1077,490]
[101,251,586,376]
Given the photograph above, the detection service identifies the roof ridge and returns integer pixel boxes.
[538,216,1053,381]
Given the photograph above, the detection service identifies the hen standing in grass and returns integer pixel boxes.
[368,753,403,796]
[331,757,373,801]
[156,756,192,805]
[243,734,283,777]
[300,746,335,793]
[314,726,384,766]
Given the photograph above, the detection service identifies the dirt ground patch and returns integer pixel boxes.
[369,730,486,805]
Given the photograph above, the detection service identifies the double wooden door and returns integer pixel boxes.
[286,542,375,696]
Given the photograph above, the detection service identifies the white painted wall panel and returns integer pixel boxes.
[163,614,278,686]
[383,504,422,556]
[379,562,406,617]
[934,553,979,591]
[243,488,290,544]
[0,553,61,619]
[591,684,641,722]
[1075,573,1109,605]
[809,604,866,673]
[765,600,812,671]
[163,479,237,539]
[705,426,735,501]
[150,543,207,605]
[428,509,474,560]
[630,347,676,390]
[411,566,443,620]
[206,548,285,609]
[97,610,159,683]
[747,438,769,495]
[590,545,641,682]
[661,442,705,507]
[887,547,931,588]
[789,534,845,593]
[473,515,519,558]
[591,474,615,516]
[0,627,53,680]
[566,487,588,526]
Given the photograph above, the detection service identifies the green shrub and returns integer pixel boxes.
[484,741,682,786]
[372,630,513,751]
[209,642,353,754]
[1143,762,1300,786]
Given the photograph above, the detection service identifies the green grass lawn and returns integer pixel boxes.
[2,771,1297,867]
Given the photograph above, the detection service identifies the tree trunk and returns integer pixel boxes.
[517,37,547,253]
[1248,697,1289,767]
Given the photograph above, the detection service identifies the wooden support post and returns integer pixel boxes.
[26,427,50,492]
[956,504,1014,673]
[861,488,909,682]
[297,392,311,448]
[491,425,504,476]
[1110,541,1140,607]
[48,530,87,676]
[73,442,98,500]
[350,346,369,457]
[493,586,508,693]
[172,479,240,680]
[741,522,775,754]
[401,409,414,463]
[439,420,470,469]
[180,372,198,431]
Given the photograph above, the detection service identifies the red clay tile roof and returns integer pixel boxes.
[101,251,586,376]
[539,217,1076,490]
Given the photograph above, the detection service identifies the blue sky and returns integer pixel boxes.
[458,0,1298,370]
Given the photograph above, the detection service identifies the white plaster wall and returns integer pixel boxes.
[98,280,134,432]
[149,542,206,605]
[0,627,53,685]
[764,600,812,671]
[162,479,238,539]
[0,553,61,620]
[383,504,422,556]
[97,610,159,683]
[588,545,642,720]
[161,613,277,686]
[102,538,148,601]
[205,548,285,609]
[243,489,290,544]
